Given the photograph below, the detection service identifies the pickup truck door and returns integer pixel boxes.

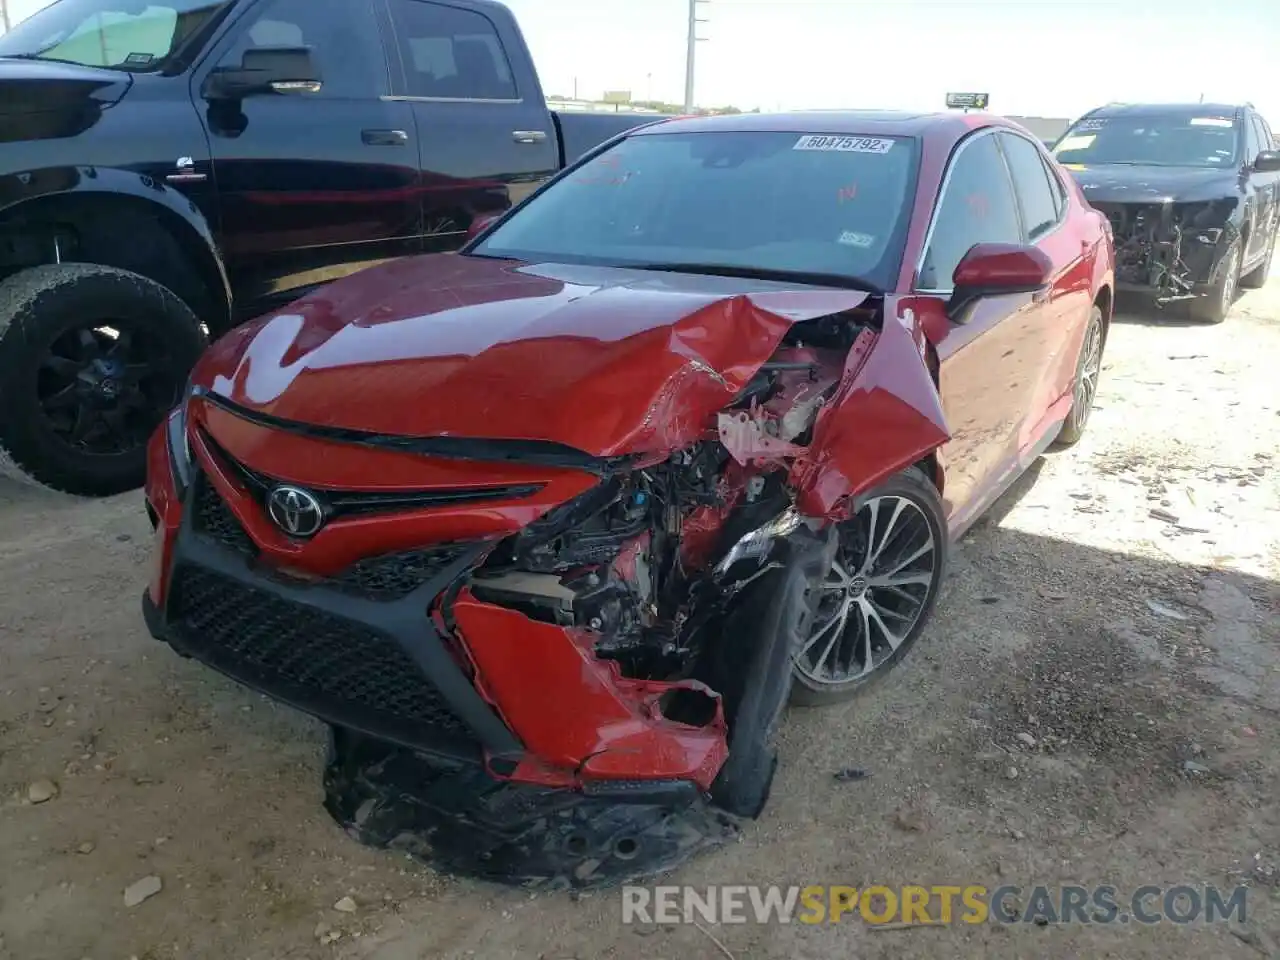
[192,0,421,320]
[381,0,560,248]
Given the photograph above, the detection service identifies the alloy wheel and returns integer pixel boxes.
[36,323,177,457]
[1220,244,1240,315]
[793,494,938,687]
[1069,314,1104,434]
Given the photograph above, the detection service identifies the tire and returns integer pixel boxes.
[789,466,948,706]
[1239,225,1276,290]
[0,263,207,497]
[1051,304,1105,449]
[1188,236,1242,324]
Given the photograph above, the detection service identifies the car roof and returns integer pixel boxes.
[631,109,1030,145]
[1084,102,1246,119]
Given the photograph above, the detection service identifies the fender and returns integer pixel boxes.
[0,164,232,330]
[793,296,950,517]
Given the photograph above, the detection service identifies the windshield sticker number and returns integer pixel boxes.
[1055,134,1096,153]
[1190,117,1233,127]
[837,231,876,248]
[1075,119,1106,131]
[794,135,894,154]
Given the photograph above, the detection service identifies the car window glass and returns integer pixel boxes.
[919,132,1022,290]
[1040,152,1067,218]
[1251,117,1271,157]
[1000,133,1060,240]
[1259,116,1276,150]
[387,0,517,100]
[216,0,385,98]
[1244,118,1262,162]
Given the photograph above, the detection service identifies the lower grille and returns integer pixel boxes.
[168,565,474,741]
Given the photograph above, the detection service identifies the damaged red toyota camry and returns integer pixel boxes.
[142,110,1113,887]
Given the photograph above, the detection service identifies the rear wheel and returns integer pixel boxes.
[789,466,947,706]
[0,264,206,496]
[1188,237,1241,324]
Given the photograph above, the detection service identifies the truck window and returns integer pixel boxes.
[386,0,517,101]
[214,0,385,98]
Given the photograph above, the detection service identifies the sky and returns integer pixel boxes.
[5,0,1279,124]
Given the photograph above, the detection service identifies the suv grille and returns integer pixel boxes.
[168,565,474,742]
[192,477,256,556]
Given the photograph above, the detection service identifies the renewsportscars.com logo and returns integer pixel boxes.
[621,884,1250,926]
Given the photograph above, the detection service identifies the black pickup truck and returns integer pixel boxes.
[0,0,665,496]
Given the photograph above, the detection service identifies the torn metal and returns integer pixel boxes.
[1091,199,1237,303]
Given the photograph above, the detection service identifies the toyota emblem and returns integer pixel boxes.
[266,485,325,538]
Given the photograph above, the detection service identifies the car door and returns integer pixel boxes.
[1249,114,1279,258]
[997,131,1094,453]
[916,129,1049,532]
[381,0,559,249]
[193,0,421,320]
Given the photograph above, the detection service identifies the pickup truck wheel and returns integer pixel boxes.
[1239,226,1276,290]
[0,264,206,496]
[1188,238,1241,324]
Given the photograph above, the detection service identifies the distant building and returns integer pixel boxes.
[1006,115,1072,144]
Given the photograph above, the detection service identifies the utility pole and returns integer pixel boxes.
[1,0,11,33]
[683,0,709,113]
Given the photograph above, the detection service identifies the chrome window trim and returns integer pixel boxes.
[381,95,524,105]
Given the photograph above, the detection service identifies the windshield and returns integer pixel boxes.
[471,130,920,291]
[0,0,230,71]
[1053,115,1240,168]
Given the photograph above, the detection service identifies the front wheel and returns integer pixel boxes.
[1239,226,1276,290]
[1188,237,1241,324]
[1051,304,1105,449]
[0,263,207,496]
[789,466,948,706]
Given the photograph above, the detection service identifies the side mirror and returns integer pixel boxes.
[203,46,321,101]
[465,212,502,244]
[947,242,1053,323]
[1254,150,1280,173]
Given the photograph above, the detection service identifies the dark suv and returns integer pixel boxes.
[1051,102,1280,323]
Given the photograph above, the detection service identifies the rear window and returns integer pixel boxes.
[473,130,920,291]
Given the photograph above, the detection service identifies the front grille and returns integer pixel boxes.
[334,545,471,599]
[169,565,474,740]
[192,476,256,556]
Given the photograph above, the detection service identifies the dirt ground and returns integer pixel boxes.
[1,279,1278,960]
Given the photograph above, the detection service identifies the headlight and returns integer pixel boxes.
[166,378,195,493]
[714,506,802,574]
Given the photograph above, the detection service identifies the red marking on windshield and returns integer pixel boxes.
[837,183,859,203]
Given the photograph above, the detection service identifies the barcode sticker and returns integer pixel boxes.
[794,135,894,154]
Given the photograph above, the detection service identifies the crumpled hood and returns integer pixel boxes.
[197,254,869,457]
[1064,163,1242,205]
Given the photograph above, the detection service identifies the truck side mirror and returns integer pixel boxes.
[203,46,322,101]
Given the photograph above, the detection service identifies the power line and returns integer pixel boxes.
[683,0,709,113]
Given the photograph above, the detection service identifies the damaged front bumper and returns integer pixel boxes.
[1092,198,1238,304]
[141,453,742,888]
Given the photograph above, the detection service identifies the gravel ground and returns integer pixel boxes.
[1,279,1277,960]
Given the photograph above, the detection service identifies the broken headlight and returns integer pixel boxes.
[714,506,802,574]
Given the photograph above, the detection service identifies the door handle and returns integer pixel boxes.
[362,129,408,146]
[512,130,547,144]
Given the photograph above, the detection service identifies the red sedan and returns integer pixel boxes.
[142,110,1113,886]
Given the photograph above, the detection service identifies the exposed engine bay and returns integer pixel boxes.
[1094,199,1236,302]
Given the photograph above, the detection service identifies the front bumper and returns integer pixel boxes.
[141,472,519,765]
[1092,200,1237,302]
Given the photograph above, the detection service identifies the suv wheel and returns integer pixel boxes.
[0,264,206,496]
[1239,226,1276,290]
[1189,238,1241,324]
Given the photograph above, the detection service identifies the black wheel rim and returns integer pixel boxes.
[1069,314,1103,434]
[36,323,180,457]
[793,494,938,686]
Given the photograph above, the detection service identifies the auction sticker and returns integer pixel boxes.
[837,231,876,248]
[794,135,894,154]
